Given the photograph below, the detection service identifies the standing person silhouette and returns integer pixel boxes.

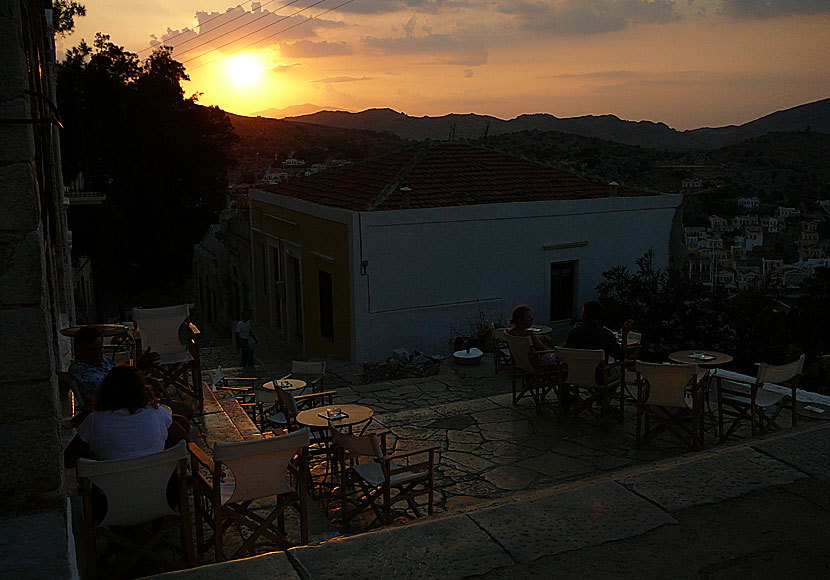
[235,311,258,368]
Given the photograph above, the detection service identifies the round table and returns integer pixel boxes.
[528,325,552,335]
[296,404,374,430]
[668,350,733,366]
[796,401,830,421]
[261,378,307,392]
[60,323,131,337]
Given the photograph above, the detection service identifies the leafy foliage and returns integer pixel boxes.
[596,251,806,373]
[53,0,85,36]
[57,34,238,292]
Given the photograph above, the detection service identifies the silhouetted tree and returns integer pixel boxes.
[57,34,238,294]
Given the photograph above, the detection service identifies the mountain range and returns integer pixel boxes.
[275,99,830,151]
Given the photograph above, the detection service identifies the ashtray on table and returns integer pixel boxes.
[319,409,349,421]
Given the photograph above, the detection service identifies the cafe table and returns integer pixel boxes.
[261,378,307,392]
[296,404,374,431]
[668,350,733,366]
[527,325,553,336]
[59,323,131,337]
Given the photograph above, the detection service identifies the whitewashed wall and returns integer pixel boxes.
[351,195,682,362]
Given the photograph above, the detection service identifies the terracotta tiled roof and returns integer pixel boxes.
[261,142,657,211]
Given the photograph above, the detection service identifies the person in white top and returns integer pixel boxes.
[64,366,187,467]
[235,311,258,368]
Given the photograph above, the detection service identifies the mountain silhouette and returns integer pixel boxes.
[278,99,830,150]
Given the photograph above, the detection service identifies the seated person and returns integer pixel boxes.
[64,366,188,468]
[507,305,556,367]
[68,325,192,429]
[566,300,633,382]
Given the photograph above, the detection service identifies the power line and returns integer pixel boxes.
[186,0,355,71]
[139,0,295,55]
[180,0,332,65]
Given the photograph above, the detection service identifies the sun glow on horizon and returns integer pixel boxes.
[224,53,265,89]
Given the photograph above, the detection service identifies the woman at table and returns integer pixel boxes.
[507,305,556,366]
[64,366,188,468]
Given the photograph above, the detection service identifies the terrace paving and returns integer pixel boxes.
[142,321,830,579]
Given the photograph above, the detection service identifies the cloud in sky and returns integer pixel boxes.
[544,69,638,79]
[281,39,354,57]
[313,75,375,83]
[497,0,681,35]
[362,16,488,65]
[151,4,345,61]
[717,0,830,19]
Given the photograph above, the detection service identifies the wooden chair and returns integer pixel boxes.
[330,426,437,530]
[133,305,203,406]
[554,346,624,424]
[489,322,512,374]
[503,332,557,415]
[264,384,336,433]
[635,361,707,450]
[76,441,194,580]
[289,360,327,392]
[714,354,805,441]
[188,429,310,562]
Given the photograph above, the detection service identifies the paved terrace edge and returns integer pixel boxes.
[145,422,830,580]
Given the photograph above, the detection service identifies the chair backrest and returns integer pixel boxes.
[291,360,325,376]
[132,305,190,358]
[209,365,224,389]
[77,441,187,527]
[214,428,309,503]
[554,347,605,386]
[275,385,299,418]
[329,425,383,459]
[757,353,805,385]
[503,332,535,374]
[635,361,698,408]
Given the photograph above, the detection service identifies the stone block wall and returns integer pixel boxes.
[0,0,73,577]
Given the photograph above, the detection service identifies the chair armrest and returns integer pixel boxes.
[294,391,337,404]
[188,442,214,472]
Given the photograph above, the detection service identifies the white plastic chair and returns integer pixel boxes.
[76,441,193,579]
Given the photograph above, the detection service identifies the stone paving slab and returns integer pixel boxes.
[616,447,806,512]
[469,481,676,564]
[290,515,513,580]
[144,552,300,580]
[752,425,830,483]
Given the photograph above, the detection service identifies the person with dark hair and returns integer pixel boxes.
[507,305,556,366]
[565,300,633,363]
[68,326,115,405]
[64,366,188,468]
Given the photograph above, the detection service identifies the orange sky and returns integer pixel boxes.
[59,1,830,130]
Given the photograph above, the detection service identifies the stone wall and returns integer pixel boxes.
[0,0,73,577]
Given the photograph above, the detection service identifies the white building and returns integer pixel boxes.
[248,143,683,361]
[737,196,760,210]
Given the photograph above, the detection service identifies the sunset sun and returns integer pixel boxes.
[224,53,264,89]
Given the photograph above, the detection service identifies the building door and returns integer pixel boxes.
[270,246,282,331]
[550,261,577,341]
[285,252,303,345]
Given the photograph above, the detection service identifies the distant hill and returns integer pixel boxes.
[280,99,830,150]
[254,103,348,119]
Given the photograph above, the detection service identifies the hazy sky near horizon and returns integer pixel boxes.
[59,0,830,130]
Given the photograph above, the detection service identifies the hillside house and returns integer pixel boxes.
[247,143,682,361]
[760,215,779,233]
[709,215,729,232]
[732,214,758,230]
[744,226,764,252]
[737,196,760,210]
